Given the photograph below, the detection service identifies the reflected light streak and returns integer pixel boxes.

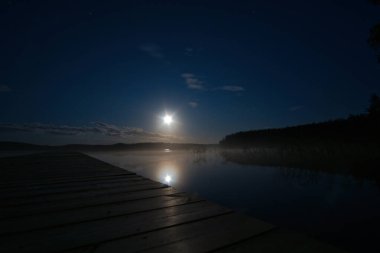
[157,160,180,186]
[165,175,172,183]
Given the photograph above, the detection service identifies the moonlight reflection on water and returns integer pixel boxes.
[165,175,172,184]
[156,160,179,186]
[89,149,380,253]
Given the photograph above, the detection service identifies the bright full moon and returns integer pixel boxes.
[163,114,173,125]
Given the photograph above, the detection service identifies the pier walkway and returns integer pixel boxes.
[0,152,345,252]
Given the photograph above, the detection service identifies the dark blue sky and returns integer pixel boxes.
[0,0,379,144]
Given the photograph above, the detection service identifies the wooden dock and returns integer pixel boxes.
[0,152,345,253]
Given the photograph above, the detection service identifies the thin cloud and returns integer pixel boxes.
[218,85,245,92]
[139,43,164,59]
[289,105,304,112]
[0,85,11,92]
[185,47,194,56]
[0,122,181,142]
[188,102,198,108]
[181,73,205,90]
[0,123,103,135]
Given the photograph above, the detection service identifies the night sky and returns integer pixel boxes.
[1,0,379,144]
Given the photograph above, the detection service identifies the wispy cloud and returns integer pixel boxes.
[188,102,198,108]
[181,73,205,90]
[289,105,304,112]
[0,85,11,92]
[181,74,245,94]
[218,85,245,92]
[139,43,164,59]
[0,122,181,142]
[185,47,194,56]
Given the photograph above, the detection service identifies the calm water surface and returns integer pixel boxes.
[89,150,378,252]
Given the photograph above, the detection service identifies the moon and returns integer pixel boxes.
[163,114,173,125]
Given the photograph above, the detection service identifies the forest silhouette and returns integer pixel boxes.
[219,95,380,182]
[369,0,380,62]
[220,94,380,148]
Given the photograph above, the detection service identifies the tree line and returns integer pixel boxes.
[219,95,380,148]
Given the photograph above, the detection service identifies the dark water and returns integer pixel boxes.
[88,149,377,252]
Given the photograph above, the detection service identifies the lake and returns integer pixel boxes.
[88,148,380,253]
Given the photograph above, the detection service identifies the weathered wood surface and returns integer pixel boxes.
[0,152,346,253]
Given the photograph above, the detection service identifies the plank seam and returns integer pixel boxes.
[0,200,207,236]
[0,191,186,220]
[0,174,138,189]
[56,211,234,253]
[0,179,155,198]
[0,185,169,208]
[208,226,280,252]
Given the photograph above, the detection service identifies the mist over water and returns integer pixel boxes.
[89,149,380,253]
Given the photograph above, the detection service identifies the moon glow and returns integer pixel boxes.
[163,114,173,125]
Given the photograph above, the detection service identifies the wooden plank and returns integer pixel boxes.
[0,173,136,190]
[0,152,346,253]
[0,154,117,173]
[214,228,347,253]
[0,170,134,184]
[0,171,133,183]
[0,187,181,219]
[0,183,167,207]
[0,152,129,182]
[0,175,145,194]
[78,213,274,253]
[0,201,231,253]
[0,195,202,235]
[0,177,158,200]
[64,247,95,253]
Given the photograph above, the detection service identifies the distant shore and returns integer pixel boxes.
[219,109,380,183]
[0,141,217,152]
